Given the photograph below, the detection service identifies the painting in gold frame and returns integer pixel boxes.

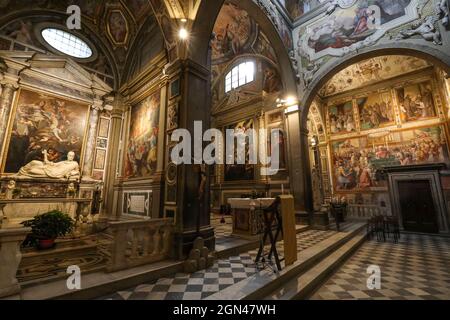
[2,88,90,174]
[123,91,161,179]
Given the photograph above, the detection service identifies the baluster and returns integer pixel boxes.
[152,225,161,255]
[142,227,150,256]
[162,225,171,255]
[131,228,139,258]
[109,227,128,270]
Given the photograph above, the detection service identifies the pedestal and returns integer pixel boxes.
[0,227,30,298]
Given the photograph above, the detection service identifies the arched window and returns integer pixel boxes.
[225,61,255,93]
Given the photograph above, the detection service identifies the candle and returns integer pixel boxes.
[281,184,284,194]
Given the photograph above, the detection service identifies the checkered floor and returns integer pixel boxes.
[100,229,336,300]
[211,214,234,247]
[310,233,450,300]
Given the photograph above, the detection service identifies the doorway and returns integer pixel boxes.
[398,180,439,233]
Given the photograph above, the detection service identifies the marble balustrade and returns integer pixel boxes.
[107,218,174,272]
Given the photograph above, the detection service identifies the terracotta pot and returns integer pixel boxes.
[38,238,56,250]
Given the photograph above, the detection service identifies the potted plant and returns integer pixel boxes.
[21,210,74,249]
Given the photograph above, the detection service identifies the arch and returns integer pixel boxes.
[300,44,450,127]
[190,0,297,96]
[0,9,120,90]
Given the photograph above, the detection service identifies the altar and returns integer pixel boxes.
[0,177,97,231]
[227,198,275,238]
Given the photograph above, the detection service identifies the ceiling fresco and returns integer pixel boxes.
[319,55,431,97]
[0,0,163,88]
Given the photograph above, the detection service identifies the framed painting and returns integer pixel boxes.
[224,118,255,182]
[357,91,395,130]
[98,118,110,138]
[396,80,436,123]
[2,89,89,174]
[123,91,161,178]
[328,100,355,135]
[94,149,106,170]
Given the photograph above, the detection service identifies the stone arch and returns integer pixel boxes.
[189,0,297,96]
[0,9,120,90]
[300,44,450,127]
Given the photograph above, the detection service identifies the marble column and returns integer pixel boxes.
[165,59,214,258]
[81,99,103,180]
[0,75,19,161]
[285,109,314,224]
[103,95,125,219]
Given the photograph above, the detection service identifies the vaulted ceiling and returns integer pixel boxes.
[0,0,171,89]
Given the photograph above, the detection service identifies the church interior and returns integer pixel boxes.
[0,0,450,301]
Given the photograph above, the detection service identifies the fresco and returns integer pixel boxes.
[319,56,431,97]
[211,2,278,85]
[262,62,283,94]
[107,10,128,45]
[329,100,355,134]
[211,2,256,64]
[396,80,436,122]
[224,118,255,181]
[357,91,394,130]
[3,89,89,173]
[332,125,449,191]
[124,91,160,178]
[299,0,416,60]
[283,0,311,20]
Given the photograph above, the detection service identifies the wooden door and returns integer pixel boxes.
[398,180,439,233]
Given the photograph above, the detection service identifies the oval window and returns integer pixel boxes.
[41,28,93,59]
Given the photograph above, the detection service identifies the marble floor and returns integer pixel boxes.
[100,228,337,300]
[310,233,450,300]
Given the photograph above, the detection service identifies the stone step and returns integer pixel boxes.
[205,222,366,300]
[264,230,367,300]
[18,260,184,300]
[215,225,310,259]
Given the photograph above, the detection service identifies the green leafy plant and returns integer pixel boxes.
[21,210,74,247]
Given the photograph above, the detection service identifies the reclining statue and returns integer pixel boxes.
[13,150,80,181]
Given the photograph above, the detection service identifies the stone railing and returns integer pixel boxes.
[0,227,30,298]
[107,218,174,272]
[347,204,390,219]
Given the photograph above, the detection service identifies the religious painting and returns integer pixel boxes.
[328,101,355,134]
[3,89,89,174]
[284,0,311,20]
[262,62,282,95]
[299,0,416,60]
[107,10,128,45]
[224,118,255,182]
[357,91,394,130]
[124,91,160,179]
[396,80,436,122]
[211,2,256,64]
[94,149,106,170]
[332,125,449,191]
[268,128,287,170]
[319,56,431,97]
[98,118,110,138]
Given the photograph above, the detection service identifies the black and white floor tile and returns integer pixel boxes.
[101,229,336,300]
[310,233,450,300]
